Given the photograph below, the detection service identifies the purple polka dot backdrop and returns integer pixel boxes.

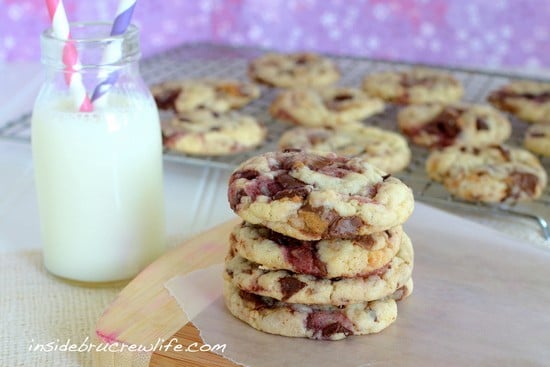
[1,0,549,71]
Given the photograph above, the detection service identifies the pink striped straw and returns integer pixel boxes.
[91,0,137,104]
[45,0,93,112]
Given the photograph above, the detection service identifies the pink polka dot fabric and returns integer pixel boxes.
[1,0,548,71]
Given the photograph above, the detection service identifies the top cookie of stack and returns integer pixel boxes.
[228,150,414,241]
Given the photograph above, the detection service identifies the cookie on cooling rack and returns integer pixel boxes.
[362,69,463,104]
[227,150,415,240]
[426,145,547,203]
[162,109,266,156]
[225,231,413,305]
[524,123,550,157]
[151,79,260,113]
[248,52,340,88]
[278,125,410,173]
[398,103,511,149]
[269,87,384,127]
[223,278,412,340]
[230,222,404,278]
[487,81,550,123]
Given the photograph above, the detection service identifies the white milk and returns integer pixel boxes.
[32,94,165,283]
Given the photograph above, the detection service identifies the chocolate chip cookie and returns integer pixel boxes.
[398,103,511,149]
[248,52,340,88]
[225,231,413,305]
[278,125,411,173]
[230,222,403,278]
[362,69,464,104]
[269,87,384,127]
[426,145,547,203]
[151,79,261,113]
[162,109,266,156]
[223,278,412,340]
[488,81,550,123]
[524,123,550,157]
[228,151,415,240]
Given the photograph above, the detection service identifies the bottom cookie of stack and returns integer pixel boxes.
[223,278,413,341]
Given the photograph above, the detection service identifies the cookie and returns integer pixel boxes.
[398,103,512,149]
[269,87,384,127]
[227,150,415,240]
[225,231,413,305]
[248,52,340,88]
[151,79,260,113]
[487,81,550,123]
[278,125,411,173]
[362,69,463,104]
[426,145,547,203]
[230,222,403,278]
[209,79,262,109]
[162,109,266,156]
[524,123,550,157]
[223,278,412,340]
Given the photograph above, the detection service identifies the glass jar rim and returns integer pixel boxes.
[42,21,139,44]
[40,21,141,68]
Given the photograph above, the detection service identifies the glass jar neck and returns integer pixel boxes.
[40,22,141,71]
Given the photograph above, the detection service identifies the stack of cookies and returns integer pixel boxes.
[224,150,415,340]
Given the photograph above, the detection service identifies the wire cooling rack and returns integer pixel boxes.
[2,43,549,239]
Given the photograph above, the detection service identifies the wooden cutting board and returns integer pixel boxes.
[94,203,550,367]
[93,217,241,367]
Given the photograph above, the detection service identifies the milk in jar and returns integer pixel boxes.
[32,23,165,284]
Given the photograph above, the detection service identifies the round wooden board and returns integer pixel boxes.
[93,218,241,367]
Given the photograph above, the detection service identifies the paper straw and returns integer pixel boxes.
[45,0,93,112]
[90,0,137,103]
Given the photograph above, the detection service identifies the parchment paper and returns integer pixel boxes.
[166,203,550,367]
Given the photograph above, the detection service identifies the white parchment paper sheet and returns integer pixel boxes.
[166,203,550,367]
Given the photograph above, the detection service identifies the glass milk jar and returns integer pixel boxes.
[32,23,165,284]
